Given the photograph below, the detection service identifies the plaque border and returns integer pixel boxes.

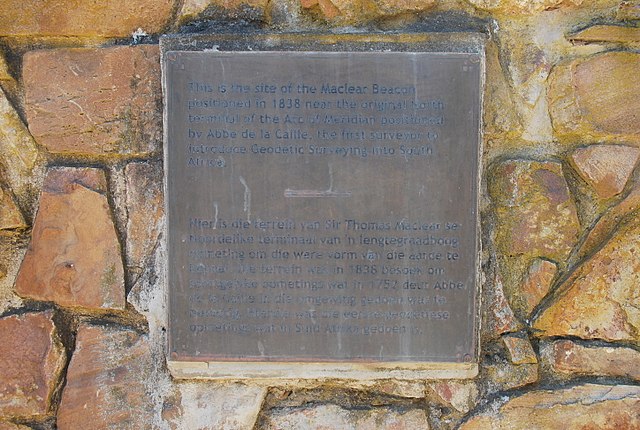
[161,33,485,380]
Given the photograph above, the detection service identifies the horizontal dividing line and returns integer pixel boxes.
[284,189,352,198]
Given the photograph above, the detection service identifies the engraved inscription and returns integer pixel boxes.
[165,52,481,363]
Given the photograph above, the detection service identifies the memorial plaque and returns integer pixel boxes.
[164,50,482,377]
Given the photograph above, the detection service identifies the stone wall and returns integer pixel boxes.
[0,0,639,429]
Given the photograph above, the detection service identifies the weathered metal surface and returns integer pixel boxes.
[165,51,481,364]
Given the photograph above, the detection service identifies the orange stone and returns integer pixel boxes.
[0,423,30,430]
[489,160,580,261]
[578,184,640,259]
[569,25,640,44]
[15,167,125,310]
[467,0,584,14]
[57,324,154,429]
[0,86,40,207]
[23,45,161,157]
[520,258,557,316]
[543,339,640,381]
[570,144,640,199]
[502,334,538,365]
[617,1,640,20]
[0,187,25,230]
[534,215,640,342]
[459,384,640,430]
[549,52,640,142]
[0,0,173,37]
[180,0,268,22]
[0,311,66,418]
[298,0,435,21]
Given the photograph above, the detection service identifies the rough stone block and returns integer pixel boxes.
[263,404,430,429]
[23,45,161,157]
[485,360,538,392]
[520,258,557,316]
[485,270,523,338]
[179,0,268,22]
[459,384,640,429]
[0,188,25,230]
[534,214,640,342]
[466,0,584,14]
[0,311,65,418]
[428,381,479,414]
[569,25,640,44]
[125,162,164,273]
[489,160,580,261]
[299,0,435,21]
[578,183,640,259]
[0,0,173,37]
[617,1,640,20]
[570,144,640,199]
[548,52,640,143]
[15,167,125,310]
[502,333,538,365]
[0,86,41,208]
[542,339,640,380]
[0,422,31,430]
[57,324,155,429]
[163,383,267,430]
[0,55,12,81]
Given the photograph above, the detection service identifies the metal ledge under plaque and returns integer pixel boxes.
[163,34,483,380]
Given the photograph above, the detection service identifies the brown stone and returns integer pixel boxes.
[571,144,640,199]
[569,25,640,44]
[428,381,478,414]
[533,214,640,342]
[0,0,173,37]
[459,384,640,430]
[0,311,65,418]
[520,258,557,316]
[164,383,267,430]
[263,404,429,429]
[0,187,25,230]
[489,160,580,261]
[125,162,164,273]
[502,334,538,364]
[23,46,161,157]
[15,167,125,310]
[549,52,640,142]
[542,339,640,380]
[57,324,154,429]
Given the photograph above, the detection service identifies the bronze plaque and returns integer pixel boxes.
[165,51,481,365]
